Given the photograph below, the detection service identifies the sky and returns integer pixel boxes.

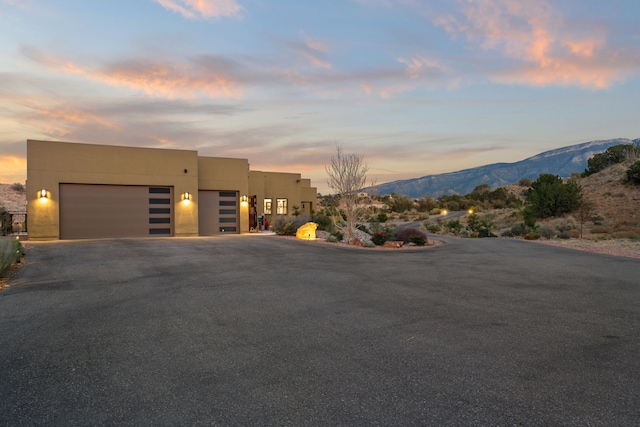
[1,0,639,194]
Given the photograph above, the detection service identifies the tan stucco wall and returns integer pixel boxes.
[198,156,250,233]
[27,140,199,239]
[249,171,317,218]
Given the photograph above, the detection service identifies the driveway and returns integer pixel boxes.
[1,236,639,425]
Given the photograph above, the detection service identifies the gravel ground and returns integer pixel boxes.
[532,238,640,259]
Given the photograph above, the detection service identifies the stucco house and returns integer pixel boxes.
[26,140,316,240]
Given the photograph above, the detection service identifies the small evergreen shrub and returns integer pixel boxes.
[393,228,428,246]
[326,235,339,243]
[356,224,370,234]
[332,231,344,242]
[377,213,388,223]
[313,213,333,231]
[363,240,375,248]
[627,160,640,184]
[370,231,389,246]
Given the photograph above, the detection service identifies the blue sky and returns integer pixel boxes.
[1,0,639,193]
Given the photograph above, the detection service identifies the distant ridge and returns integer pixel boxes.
[371,138,639,198]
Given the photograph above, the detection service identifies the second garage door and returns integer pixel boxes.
[59,184,174,239]
[198,190,239,235]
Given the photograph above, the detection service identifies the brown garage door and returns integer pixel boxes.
[198,190,239,235]
[59,184,174,239]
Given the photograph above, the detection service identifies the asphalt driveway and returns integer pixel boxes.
[1,235,639,426]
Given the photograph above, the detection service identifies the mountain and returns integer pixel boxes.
[371,138,639,198]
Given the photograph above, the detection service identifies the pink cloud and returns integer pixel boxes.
[21,46,242,99]
[433,0,636,89]
[153,0,242,19]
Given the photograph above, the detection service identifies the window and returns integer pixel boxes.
[264,198,272,215]
[276,198,287,215]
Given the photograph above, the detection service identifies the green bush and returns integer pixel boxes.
[0,238,25,277]
[526,174,582,218]
[510,223,527,236]
[326,235,339,243]
[539,226,556,239]
[370,231,390,246]
[312,213,333,231]
[626,160,640,184]
[422,221,441,233]
[446,220,462,232]
[362,240,376,248]
[393,228,428,246]
[376,212,388,223]
[356,224,370,234]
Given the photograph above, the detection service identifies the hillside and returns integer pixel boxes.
[0,184,26,213]
[373,138,638,198]
[577,160,640,238]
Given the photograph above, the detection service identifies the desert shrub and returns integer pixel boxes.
[539,226,556,239]
[591,214,604,225]
[377,212,388,223]
[519,178,533,186]
[313,213,333,231]
[555,220,576,233]
[423,221,441,233]
[524,232,541,240]
[569,229,580,238]
[326,234,339,243]
[356,224,370,234]
[0,238,25,277]
[501,229,514,237]
[510,223,527,237]
[468,231,478,238]
[446,220,463,232]
[332,231,344,242]
[10,183,25,192]
[362,240,375,248]
[559,231,572,239]
[478,229,496,238]
[591,225,611,234]
[393,228,428,246]
[626,160,640,184]
[0,207,11,236]
[370,231,390,246]
[272,216,310,236]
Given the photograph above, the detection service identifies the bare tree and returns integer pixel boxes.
[325,144,371,241]
[575,198,595,239]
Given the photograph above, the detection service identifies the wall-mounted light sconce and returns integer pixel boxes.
[39,189,48,198]
[241,195,248,204]
[182,192,191,201]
